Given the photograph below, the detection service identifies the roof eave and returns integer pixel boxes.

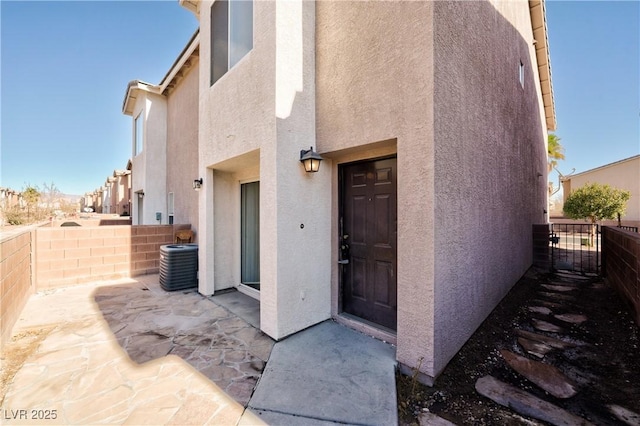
[179,0,200,19]
[159,30,200,95]
[529,0,556,131]
[122,80,161,116]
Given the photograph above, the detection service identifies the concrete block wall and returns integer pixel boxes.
[602,226,640,326]
[35,224,191,290]
[1,230,34,349]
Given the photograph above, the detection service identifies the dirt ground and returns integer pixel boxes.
[397,268,640,425]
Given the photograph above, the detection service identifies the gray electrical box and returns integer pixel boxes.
[155,212,161,221]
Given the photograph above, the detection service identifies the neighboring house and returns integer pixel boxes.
[0,187,21,210]
[122,31,199,231]
[560,155,640,225]
[102,182,112,214]
[113,169,132,216]
[132,0,554,385]
[94,187,104,213]
[80,193,93,212]
[0,187,22,225]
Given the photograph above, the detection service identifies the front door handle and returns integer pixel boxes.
[337,259,349,265]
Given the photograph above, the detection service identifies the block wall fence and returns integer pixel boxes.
[35,224,192,290]
[1,224,192,349]
[602,226,640,326]
[1,230,34,349]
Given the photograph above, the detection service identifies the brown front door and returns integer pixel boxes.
[340,157,397,331]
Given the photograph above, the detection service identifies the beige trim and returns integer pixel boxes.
[122,80,160,116]
[179,0,200,19]
[122,31,199,116]
[529,0,556,131]
[561,154,640,181]
[159,31,200,95]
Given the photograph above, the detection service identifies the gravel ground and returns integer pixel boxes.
[397,268,640,425]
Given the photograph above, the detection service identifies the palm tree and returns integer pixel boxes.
[547,133,565,171]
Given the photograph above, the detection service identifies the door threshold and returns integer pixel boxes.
[238,283,260,301]
[335,313,397,346]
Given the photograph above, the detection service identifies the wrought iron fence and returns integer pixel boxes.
[550,223,600,275]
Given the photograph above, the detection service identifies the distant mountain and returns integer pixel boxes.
[61,194,82,203]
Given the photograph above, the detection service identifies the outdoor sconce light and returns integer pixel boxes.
[193,178,203,191]
[137,192,144,199]
[299,146,323,173]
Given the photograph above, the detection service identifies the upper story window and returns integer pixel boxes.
[519,61,525,88]
[210,0,253,86]
[134,111,143,155]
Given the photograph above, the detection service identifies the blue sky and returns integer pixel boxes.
[1,1,639,197]
[545,1,639,186]
[1,1,198,195]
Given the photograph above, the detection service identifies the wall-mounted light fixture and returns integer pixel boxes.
[193,178,203,191]
[299,147,323,173]
[137,192,144,199]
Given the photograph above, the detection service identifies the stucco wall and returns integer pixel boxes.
[166,58,200,238]
[316,0,436,376]
[270,0,332,339]
[562,156,640,221]
[198,0,275,303]
[431,0,548,377]
[131,92,168,225]
[198,0,331,339]
[317,0,548,383]
[210,161,260,293]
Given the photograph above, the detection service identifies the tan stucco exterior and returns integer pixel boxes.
[166,55,200,235]
[125,85,168,225]
[121,0,556,385]
[123,33,199,229]
[429,0,548,379]
[313,0,549,382]
[561,155,640,223]
[196,0,332,339]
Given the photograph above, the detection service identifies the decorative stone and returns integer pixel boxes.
[554,271,592,281]
[532,299,564,310]
[173,333,213,347]
[226,376,258,406]
[608,404,640,426]
[529,306,552,315]
[516,329,576,349]
[532,319,564,333]
[418,412,457,426]
[517,337,553,358]
[548,281,581,288]
[554,313,587,325]
[541,284,576,292]
[538,292,575,302]
[476,376,593,425]
[499,350,578,399]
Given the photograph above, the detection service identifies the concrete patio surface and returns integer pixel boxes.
[1,275,398,425]
[248,321,397,425]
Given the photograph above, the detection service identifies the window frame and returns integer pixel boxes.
[134,111,143,156]
[519,61,525,89]
[168,192,175,225]
[210,0,253,86]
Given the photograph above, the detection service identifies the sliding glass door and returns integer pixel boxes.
[241,182,260,289]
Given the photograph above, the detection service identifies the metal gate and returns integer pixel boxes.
[550,223,600,275]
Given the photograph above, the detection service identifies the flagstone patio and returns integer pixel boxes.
[0,275,274,425]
